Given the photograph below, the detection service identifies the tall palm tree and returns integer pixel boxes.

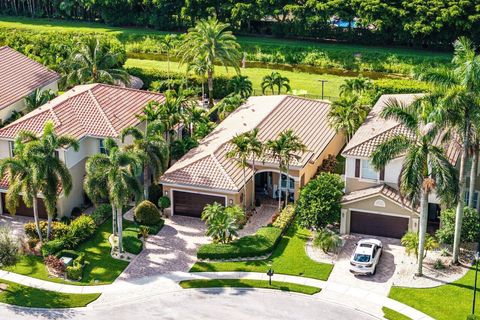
[160,34,178,86]
[371,98,458,276]
[179,18,241,106]
[213,94,245,120]
[328,95,370,142]
[416,37,480,263]
[280,130,306,205]
[183,103,209,136]
[229,75,253,98]
[0,141,42,240]
[227,133,250,210]
[121,121,169,201]
[261,72,291,95]
[84,138,142,253]
[64,38,130,87]
[21,121,79,239]
[266,135,289,210]
[245,128,263,208]
[339,76,372,96]
[187,58,208,100]
[24,89,57,112]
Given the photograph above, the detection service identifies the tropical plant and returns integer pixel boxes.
[228,75,253,98]
[213,94,245,120]
[371,98,458,276]
[24,89,57,112]
[261,72,291,95]
[201,202,240,243]
[84,138,142,253]
[314,228,342,254]
[183,103,209,136]
[19,121,79,239]
[401,232,439,259]
[0,226,19,266]
[63,38,130,87]
[227,133,250,210]
[339,76,373,96]
[265,134,287,210]
[170,136,199,160]
[179,18,241,105]
[139,225,150,243]
[160,34,179,85]
[187,58,208,99]
[245,128,263,208]
[224,205,247,226]
[328,94,370,142]
[158,196,171,213]
[436,207,480,244]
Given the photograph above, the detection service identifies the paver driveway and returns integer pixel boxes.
[118,216,208,280]
[0,214,32,239]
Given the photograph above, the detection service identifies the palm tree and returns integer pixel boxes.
[21,121,79,239]
[280,130,306,205]
[160,34,178,86]
[416,37,480,264]
[64,38,130,87]
[84,138,142,253]
[261,72,291,95]
[371,98,458,276]
[179,18,241,106]
[187,58,208,99]
[0,141,42,240]
[339,76,372,96]
[213,94,245,120]
[328,95,370,142]
[183,103,209,136]
[227,133,250,210]
[201,203,238,243]
[121,121,169,201]
[229,75,253,98]
[24,89,56,112]
[266,135,289,210]
[245,128,263,208]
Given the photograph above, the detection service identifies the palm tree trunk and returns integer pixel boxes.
[207,69,214,106]
[285,162,290,206]
[468,144,478,208]
[112,204,117,236]
[416,188,429,276]
[117,206,123,253]
[33,197,43,242]
[453,136,469,263]
[243,166,247,211]
[277,168,282,211]
[251,156,256,208]
[47,213,53,240]
[143,165,149,200]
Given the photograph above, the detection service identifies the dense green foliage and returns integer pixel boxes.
[313,229,342,254]
[0,227,19,266]
[134,200,162,226]
[201,203,245,244]
[296,173,344,230]
[90,204,113,225]
[272,205,295,230]
[436,207,480,245]
[24,221,69,240]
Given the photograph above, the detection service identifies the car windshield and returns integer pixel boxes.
[353,254,371,263]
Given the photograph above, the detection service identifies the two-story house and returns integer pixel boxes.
[340,94,462,239]
[0,46,60,123]
[0,83,165,218]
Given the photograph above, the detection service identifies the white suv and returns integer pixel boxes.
[349,239,383,275]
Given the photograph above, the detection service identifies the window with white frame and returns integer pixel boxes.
[361,159,377,180]
[464,191,479,209]
[99,139,107,154]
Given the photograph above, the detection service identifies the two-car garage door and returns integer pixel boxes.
[173,191,226,218]
[350,211,409,239]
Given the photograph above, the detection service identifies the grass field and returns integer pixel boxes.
[126,58,349,99]
[0,279,100,308]
[179,279,321,295]
[382,307,412,320]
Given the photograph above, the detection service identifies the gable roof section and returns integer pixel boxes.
[0,84,165,140]
[0,46,60,110]
[161,95,336,192]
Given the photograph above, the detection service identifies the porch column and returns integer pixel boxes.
[340,208,348,234]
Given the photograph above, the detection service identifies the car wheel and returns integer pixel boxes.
[371,266,376,276]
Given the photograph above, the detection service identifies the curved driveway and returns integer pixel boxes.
[0,288,378,320]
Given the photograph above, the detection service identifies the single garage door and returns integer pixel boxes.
[173,191,226,218]
[1,193,48,219]
[350,211,408,239]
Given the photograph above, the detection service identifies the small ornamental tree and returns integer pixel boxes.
[436,207,480,245]
[296,172,344,230]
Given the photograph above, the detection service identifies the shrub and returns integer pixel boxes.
[197,227,282,260]
[313,228,342,253]
[401,232,439,258]
[467,315,480,320]
[434,259,445,270]
[158,196,171,213]
[139,226,149,241]
[436,207,480,244]
[134,200,161,225]
[91,204,113,225]
[41,238,65,256]
[148,184,162,205]
[272,205,296,230]
[318,154,338,173]
[202,203,241,243]
[0,226,19,266]
[68,215,96,243]
[296,173,344,230]
[44,255,66,273]
[24,221,69,240]
[66,264,83,280]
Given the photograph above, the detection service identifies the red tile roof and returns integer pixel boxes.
[0,46,60,110]
[0,84,165,140]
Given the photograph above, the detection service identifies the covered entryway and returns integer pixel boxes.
[173,191,226,218]
[350,211,408,239]
[1,193,48,219]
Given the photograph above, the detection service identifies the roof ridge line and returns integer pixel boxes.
[48,108,60,126]
[87,88,117,137]
[210,151,238,190]
[343,123,405,153]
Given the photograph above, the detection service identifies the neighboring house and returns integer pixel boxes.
[340,94,462,239]
[0,83,165,218]
[0,46,60,122]
[160,95,344,218]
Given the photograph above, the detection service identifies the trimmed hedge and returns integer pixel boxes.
[134,200,161,226]
[41,238,65,257]
[197,226,283,260]
[91,204,113,226]
[272,205,296,230]
[24,221,69,240]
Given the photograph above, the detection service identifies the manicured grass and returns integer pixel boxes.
[125,58,349,99]
[190,222,333,281]
[123,219,164,254]
[389,267,479,320]
[0,279,100,308]
[382,307,412,320]
[179,279,321,295]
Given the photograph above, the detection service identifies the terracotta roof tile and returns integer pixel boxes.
[0,46,60,109]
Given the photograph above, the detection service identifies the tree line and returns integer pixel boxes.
[1,0,480,47]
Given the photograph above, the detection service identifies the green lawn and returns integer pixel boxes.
[389,267,479,320]
[179,279,321,295]
[123,219,164,254]
[382,307,412,320]
[125,58,349,99]
[190,222,333,281]
[0,279,100,308]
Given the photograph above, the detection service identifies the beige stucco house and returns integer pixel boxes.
[0,83,165,218]
[0,46,60,123]
[160,95,345,217]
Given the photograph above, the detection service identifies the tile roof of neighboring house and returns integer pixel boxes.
[0,46,60,110]
[161,95,337,191]
[0,83,165,140]
[341,184,419,213]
